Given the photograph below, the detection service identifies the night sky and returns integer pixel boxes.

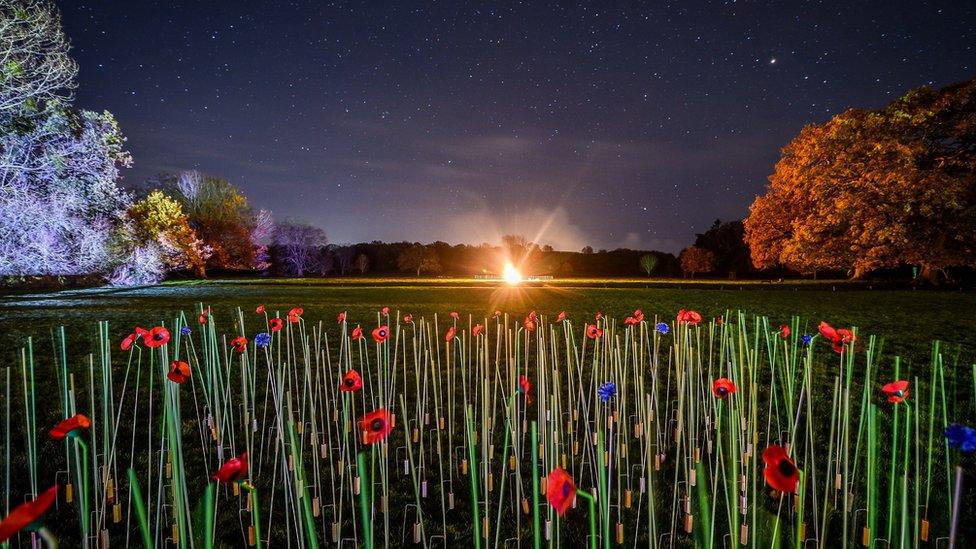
[58,1,974,253]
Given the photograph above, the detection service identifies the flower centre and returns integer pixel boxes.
[778,459,796,477]
[371,419,385,432]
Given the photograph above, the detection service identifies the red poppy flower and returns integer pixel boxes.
[778,325,791,339]
[340,370,363,392]
[445,326,456,342]
[595,311,603,320]
[269,317,284,332]
[359,408,393,445]
[134,326,149,337]
[523,317,536,332]
[337,311,346,323]
[519,374,532,405]
[352,326,364,340]
[818,321,838,342]
[143,326,170,348]
[198,308,209,325]
[49,414,91,440]
[472,324,484,337]
[168,360,191,384]
[166,360,190,383]
[372,325,390,343]
[882,380,909,404]
[288,307,303,323]
[557,311,567,322]
[762,445,799,493]
[403,313,413,324]
[528,311,538,322]
[545,467,576,516]
[624,316,638,325]
[230,336,247,353]
[381,307,390,316]
[712,378,736,399]
[0,485,57,543]
[214,452,248,484]
[256,304,266,314]
[819,322,855,353]
[120,332,138,351]
[677,310,702,325]
[586,324,603,339]
[715,316,724,326]
[633,309,645,323]
[493,310,502,318]
[450,311,460,320]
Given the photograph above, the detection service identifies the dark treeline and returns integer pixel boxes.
[264,237,682,278]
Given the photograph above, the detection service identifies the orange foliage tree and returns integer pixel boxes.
[679,246,715,278]
[744,78,976,281]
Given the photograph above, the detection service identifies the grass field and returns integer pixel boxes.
[0,278,973,547]
[2,277,973,363]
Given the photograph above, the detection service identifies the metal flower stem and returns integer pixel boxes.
[356,452,373,549]
[465,403,482,549]
[241,482,263,549]
[493,393,516,549]
[531,420,541,549]
[575,490,598,549]
[127,468,153,548]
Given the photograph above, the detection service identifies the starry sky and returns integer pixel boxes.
[58,1,975,253]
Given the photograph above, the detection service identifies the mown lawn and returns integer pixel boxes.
[1,277,973,365]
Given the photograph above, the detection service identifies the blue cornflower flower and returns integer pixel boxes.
[801,334,813,346]
[255,332,272,348]
[180,326,192,336]
[655,322,669,335]
[945,423,976,452]
[598,382,616,403]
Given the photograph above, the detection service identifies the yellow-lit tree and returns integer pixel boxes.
[745,78,976,282]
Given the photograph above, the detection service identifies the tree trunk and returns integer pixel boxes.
[916,265,943,287]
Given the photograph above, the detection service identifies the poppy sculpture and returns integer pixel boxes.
[519,374,532,405]
[818,321,856,353]
[337,311,346,323]
[586,324,603,339]
[472,324,484,337]
[143,326,170,348]
[778,325,791,339]
[340,370,363,392]
[523,317,536,332]
[268,317,284,332]
[359,408,394,445]
[450,311,460,320]
[545,467,576,516]
[762,445,799,493]
[0,485,58,543]
[676,309,702,325]
[214,452,248,484]
[557,311,567,322]
[230,336,247,354]
[352,326,364,340]
[120,332,138,351]
[168,360,191,384]
[882,380,910,404]
[255,304,265,314]
[287,307,303,323]
[445,326,456,342]
[712,378,737,399]
[403,314,413,324]
[371,325,390,343]
[49,414,91,440]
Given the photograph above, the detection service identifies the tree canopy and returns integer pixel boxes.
[744,78,976,281]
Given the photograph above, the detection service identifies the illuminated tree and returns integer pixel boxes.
[354,253,369,274]
[164,171,263,271]
[745,78,976,282]
[272,220,327,277]
[639,254,658,277]
[0,0,77,120]
[679,246,715,278]
[127,191,210,276]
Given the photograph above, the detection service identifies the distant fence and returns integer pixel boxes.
[473,274,554,281]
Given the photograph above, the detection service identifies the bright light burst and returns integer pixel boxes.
[502,262,522,285]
